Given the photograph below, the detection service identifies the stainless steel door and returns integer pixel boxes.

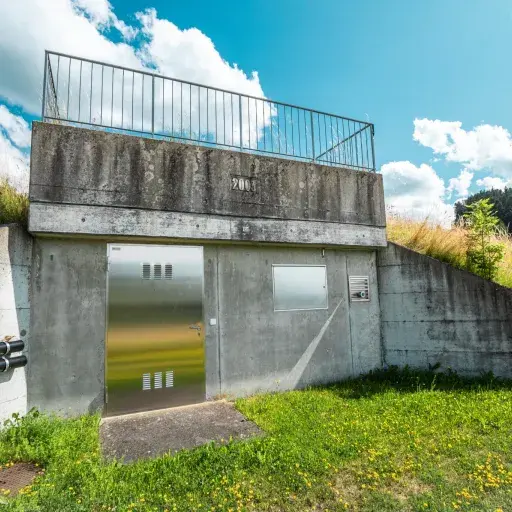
[106,244,205,416]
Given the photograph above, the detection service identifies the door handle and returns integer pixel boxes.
[189,325,201,330]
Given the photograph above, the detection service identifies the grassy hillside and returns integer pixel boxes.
[387,216,512,288]
[0,180,29,226]
[2,369,512,511]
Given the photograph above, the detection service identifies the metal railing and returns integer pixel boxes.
[42,50,375,171]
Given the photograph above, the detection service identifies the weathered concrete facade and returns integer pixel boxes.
[27,239,380,414]
[29,122,386,247]
[378,243,512,377]
[206,245,380,397]
[0,225,32,422]
[0,120,500,420]
[17,121,387,416]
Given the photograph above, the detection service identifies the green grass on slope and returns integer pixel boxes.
[1,368,512,512]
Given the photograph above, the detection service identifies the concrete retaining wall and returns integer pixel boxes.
[378,242,512,377]
[0,225,32,423]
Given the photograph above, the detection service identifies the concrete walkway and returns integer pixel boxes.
[100,400,262,462]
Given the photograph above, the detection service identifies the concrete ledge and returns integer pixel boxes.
[29,203,387,247]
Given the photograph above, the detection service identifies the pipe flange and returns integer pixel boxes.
[1,356,9,372]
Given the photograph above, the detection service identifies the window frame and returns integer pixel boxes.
[272,264,329,312]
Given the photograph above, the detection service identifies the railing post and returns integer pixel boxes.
[239,95,243,150]
[41,50,48,119]
[310,110,315,161]
[151,75,155,136]
[370,124,376,172]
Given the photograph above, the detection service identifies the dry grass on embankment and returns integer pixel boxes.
[0,179,28,226]
[386,216,512,288]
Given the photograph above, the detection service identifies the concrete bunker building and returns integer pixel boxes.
[2,51,511,420]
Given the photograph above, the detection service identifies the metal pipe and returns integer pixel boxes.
[41,50,48,119]
[0,355,27,373]
[315,124,369,162]
[310,110,315,161]
[0,339,24,356]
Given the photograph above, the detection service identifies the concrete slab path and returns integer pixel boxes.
[100,400,262,462]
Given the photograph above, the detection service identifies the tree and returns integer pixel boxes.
[464,199,505,281]
[455,187,512,233]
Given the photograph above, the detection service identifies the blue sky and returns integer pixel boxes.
[1,0,512,221]
[110,0,512,168]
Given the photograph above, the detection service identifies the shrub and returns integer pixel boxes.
[464,199,505,281]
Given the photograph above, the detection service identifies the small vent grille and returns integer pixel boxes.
[142,373,151,390]
[153,264,162,280]
[166,370,174,388]
[164,264,173,280]
[141,263,151,280]
[154,371,163,389]
[349,276,370,302]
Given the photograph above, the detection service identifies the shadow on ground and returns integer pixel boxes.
[325,366,512,399]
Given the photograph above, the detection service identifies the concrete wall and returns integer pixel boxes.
[29,122,386,247]
[378,243,512,377]
[205,245,381,398]
[28,238,106,415]
[26,239,381,414]
[0,225,32,423]
[30,122,385,226]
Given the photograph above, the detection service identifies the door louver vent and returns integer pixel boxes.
[141,371,175,390]
[349,276,370,302]
[141,263,170,280]
[142,373,151,390]
[141,263,151,280]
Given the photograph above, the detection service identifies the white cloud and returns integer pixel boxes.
[476,176,510,190]
[0,106,31,147]
[0,107,30,192]
[381,161,453,225]
[136,9,263,97]
[413,118,512,180]
[73,0,137,40]
[447,169,473,199]
[382,118,512,223]
[0,0,264,114]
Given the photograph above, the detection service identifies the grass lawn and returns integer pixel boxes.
[1,369,512,512]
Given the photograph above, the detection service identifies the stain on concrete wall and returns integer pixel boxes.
[29,122,385,228]
[378,242,512,377]
[209,245,381,397]
[28,239,107,415]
